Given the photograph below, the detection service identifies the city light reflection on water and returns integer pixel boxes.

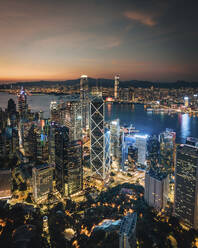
[180,114,190,141]
[0,93,198,144]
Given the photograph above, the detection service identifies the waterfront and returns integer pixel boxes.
[0,92,198,143]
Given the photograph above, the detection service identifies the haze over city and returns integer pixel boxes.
[0,0,198,82]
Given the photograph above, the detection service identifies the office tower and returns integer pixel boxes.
[90,96,110,180]
[0,126,19,158]
[0,169,12,199]
[80,75,89,130]
[135,134,148,166]
[174,145,198,229]
[7,98,17,116]
[119,212,137,248]
[55,126,83,196]
[184,96,189,107]
[186,137,198,147]
[65,140,83,195]
[36,127,49,163]
[0,108,7,130]
[105,128,111,173]
[6,126,19,157]
[80,75,88,101]
[32,164,54,202]
[147,135,160,168]
[128,145,138,166]
[159,129,176,172]
[23,123,37,159]
[50,101,60,123]
[114,75,119,100]
[144,168,169,210]
[0,132,4,158]
[62,101,82,141]
[110,119,120,160]
[49,122,56,164]
[18,87,28,118]
[121,133,136,170]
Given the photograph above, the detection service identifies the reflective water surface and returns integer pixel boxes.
[0,93,198,143]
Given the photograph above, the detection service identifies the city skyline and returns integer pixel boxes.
[0,0,198,82]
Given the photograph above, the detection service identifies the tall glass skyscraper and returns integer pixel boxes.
[18,87,28,118]
[61,101,82,141]
[90,96,110,180]
[55,126,83,196]
[174,144,198,229]
[135,134,148,166]
[159,129,176,172]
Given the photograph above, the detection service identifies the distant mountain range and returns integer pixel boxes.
[0,78,198,89]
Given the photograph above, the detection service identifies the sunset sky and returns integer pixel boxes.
[0,0,198,82]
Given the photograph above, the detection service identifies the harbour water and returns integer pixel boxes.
[0,92,198,143]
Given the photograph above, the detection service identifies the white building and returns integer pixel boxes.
[144,169,169,210]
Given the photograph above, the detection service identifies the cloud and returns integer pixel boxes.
[124,11,157,27]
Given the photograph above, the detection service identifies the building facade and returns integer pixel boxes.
[144,168,169,210]
[32,164,54,202]
[174,144,198,229]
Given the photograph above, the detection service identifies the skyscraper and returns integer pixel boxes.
[90,96,110,180]
[114,75,119,100]
[7,98,17,115]
[110,119,121,161]
[18,87,28,118]
[55,126,83,196]
[80,75,89,130]
[65,140,83,195]
[49,122,56,165]
[174,144,198,229]
[61,101,82,141]
[50,101,60,123]
[144,168,169,210]
[159,129,176,172]
[135,135,148,166]
[32,164,54,202]
[147,135,160,168]
[80,75,88,101]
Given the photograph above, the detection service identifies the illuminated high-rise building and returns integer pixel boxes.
[80,75,89,130]
[147,135,160,168]
[159,129,176,172]
[90,96,110,180]
[18,87,28,118]
[144,168,169,210]
[50,101,60,123]
[7,98,17,115]
[55,126,83,196]
[110,119,120,160]
[135,134,148,166]
[65,140,83,195]
[174,144,198,229]
[49,122,56,165]
[61,101,82,141]
[80,75,88,101]
[114,75,119,100]
[32,164,54,202]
